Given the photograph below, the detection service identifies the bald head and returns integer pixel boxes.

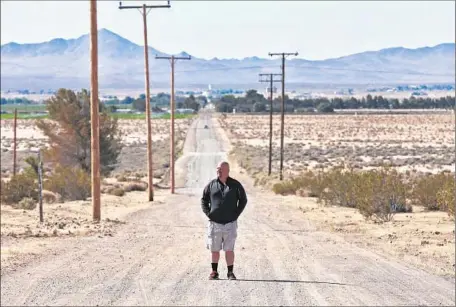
[217,161,230,182]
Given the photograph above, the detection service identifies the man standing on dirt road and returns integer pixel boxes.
[201,161,248,280]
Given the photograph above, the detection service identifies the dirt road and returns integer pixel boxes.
[1,112,454,306]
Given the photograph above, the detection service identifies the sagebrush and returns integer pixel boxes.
[44,165,91,201]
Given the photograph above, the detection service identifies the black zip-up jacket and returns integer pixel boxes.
[201,177,248,224]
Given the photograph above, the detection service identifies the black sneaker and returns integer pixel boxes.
[209,271,219,280]
[227,272,237,280]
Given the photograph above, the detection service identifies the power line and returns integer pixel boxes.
[155,55,192,194]
[118,1,171,202]
[269,52,298,181]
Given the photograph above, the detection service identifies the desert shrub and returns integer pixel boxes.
[437,178,455,218]
[42,190,60,204]
[294,170,327,198]
[1,173,38,205]
[272,174,309,196]
[253,172,279,188]
[108,187,126,197]
[116,175,128,182]
[319,166,358,208]
[153,168,166,179]
[23,156,40,178]
[354,167,409,222]
[410,172,452,211]
[270,169,336,199]
[44,165,91,201]
[390,202,413,213]
[272,181,298,195]
[14,197,37,210]
[269,164,419,221]
[124,181,148,192]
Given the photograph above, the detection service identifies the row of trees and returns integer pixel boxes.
[129,93,206,112]
[1,97,35,105]
[1,92,205,114]
[104,93,207,113]
[213,90,455,113]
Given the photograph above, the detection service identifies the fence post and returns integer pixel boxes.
[37,150,44,223]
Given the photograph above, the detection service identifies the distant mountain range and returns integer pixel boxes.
[1,28,455,91]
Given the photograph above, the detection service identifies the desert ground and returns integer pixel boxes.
[1,118,193,179]
[219,112,455,278]
[219,113,455,175]
[1,116,193,265]
[0,110,455,306]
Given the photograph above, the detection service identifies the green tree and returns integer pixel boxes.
[317,102,334,113]
[121,96,134,104]
[197,95,208,107]
[132,98,146,112]
[36,88,123,176]
[253,102,266,112]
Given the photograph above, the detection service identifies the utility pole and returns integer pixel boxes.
[37,150,44,223]
[119,1,171,201]
[13,108,17,176]
[155,55,191,194]
[90,0,101,222]
[268,52,298,180]
[259,73,282,176]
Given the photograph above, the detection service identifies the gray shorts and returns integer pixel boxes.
[206,220,238,252]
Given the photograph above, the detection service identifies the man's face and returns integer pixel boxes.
[217,163,229,179]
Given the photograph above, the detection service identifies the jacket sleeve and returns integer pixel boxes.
[201,182,211,217]
[236,183,248,218]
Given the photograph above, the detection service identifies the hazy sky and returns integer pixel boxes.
[1,1,454,60]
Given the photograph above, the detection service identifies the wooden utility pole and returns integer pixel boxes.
[13,108,17,176]
[156,55,191,194]
[37,150,44,223]
[259,73,282,176]
[268,52,298,180]
[90,0,101,222]
[119,1,171,201]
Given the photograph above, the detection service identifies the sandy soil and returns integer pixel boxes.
[271,196,455,278]
[0,111,454,306]
[0,118,193,178]
[1,189,169,269]
[219,113,455,175]
[219,112,455,279]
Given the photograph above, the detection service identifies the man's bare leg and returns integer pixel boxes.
[225,251,234,266]
[212,251,220,264]
[210,251,220,279]
[225,251,236,279]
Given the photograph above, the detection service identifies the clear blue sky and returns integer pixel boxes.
[1,1,454,60]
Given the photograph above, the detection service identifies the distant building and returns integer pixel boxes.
[115,108,134,113]
[176,108,195,114]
